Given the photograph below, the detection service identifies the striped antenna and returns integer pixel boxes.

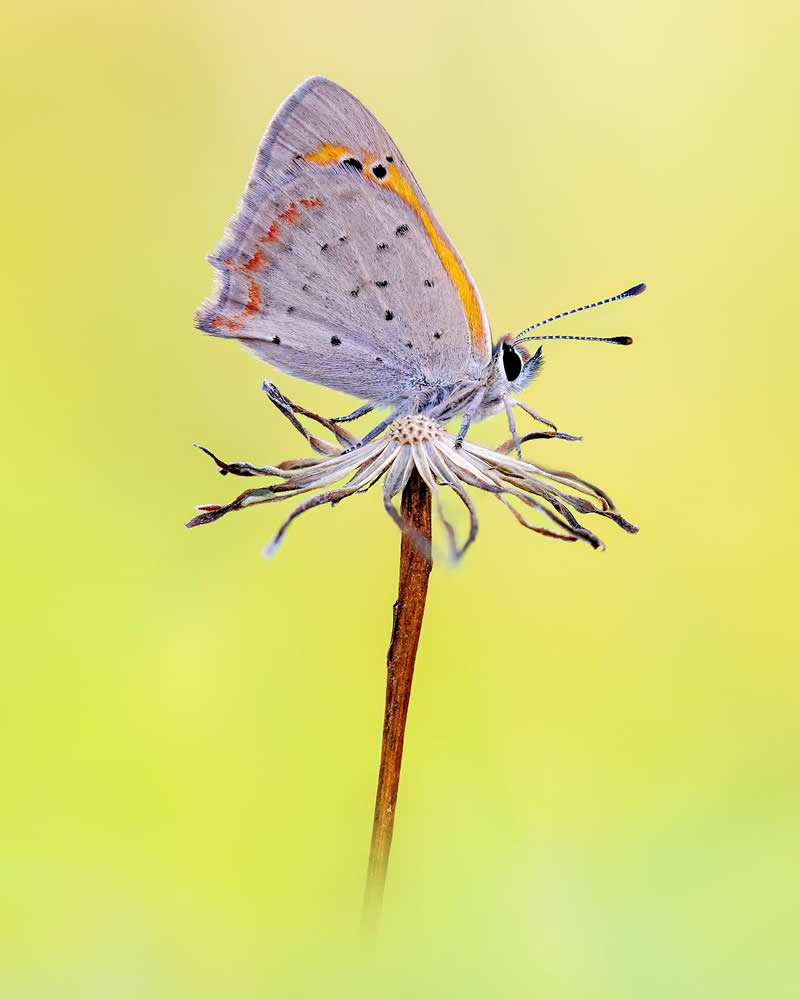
[513,283,646,346]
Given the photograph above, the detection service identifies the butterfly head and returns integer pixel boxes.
[493,335,544,396]
[466,337,544,424]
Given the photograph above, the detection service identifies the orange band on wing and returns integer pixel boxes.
[383,164,486,353]
[305,143,488,353]
[305,145,353,167]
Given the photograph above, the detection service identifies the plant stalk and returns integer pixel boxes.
[362,467,432,930]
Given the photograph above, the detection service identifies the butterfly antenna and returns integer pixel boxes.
[513,283,646,346]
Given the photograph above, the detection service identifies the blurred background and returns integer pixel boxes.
[2,0,798,995]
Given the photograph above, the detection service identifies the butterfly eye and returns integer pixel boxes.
[502,343,523,382]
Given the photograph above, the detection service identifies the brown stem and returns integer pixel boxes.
[362,468,432,930]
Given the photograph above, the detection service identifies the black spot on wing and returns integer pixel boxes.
[375,280,388,288]
[377,243,388,251]
[424,279,434,287]
[272,336,281,344]
[385,310,394,321]
[372,163,387,179]
[350,288,359,297]
[341,157,363,172]
[331,336,341,346]
[395,224,409,236]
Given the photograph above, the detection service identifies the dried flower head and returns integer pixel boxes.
[187,382,637,559]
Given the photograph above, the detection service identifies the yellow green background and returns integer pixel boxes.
[3,0,798,995]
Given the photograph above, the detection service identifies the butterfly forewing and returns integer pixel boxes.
[196,77,492,403]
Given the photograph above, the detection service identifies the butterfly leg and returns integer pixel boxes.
[346,409,401,451]
[454,390,487,449]
[514,399,558,432]
[329,402,375,423]
[503,398,523,459]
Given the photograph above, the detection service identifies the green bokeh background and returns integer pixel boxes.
[3,0,798,995]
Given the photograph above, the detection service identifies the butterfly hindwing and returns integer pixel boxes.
[196,77,492,403]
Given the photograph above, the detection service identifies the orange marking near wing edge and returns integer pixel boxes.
[210,272,262,332]
[261,223,282,244]
[278,202,301,225]
[209,196,324,332]
[213,251,266,332]
[225,248,268,274]
[211,316,244,332]
[246,282,262,313]
[241,249,267,273]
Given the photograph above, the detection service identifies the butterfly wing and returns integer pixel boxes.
[196,76,492,403]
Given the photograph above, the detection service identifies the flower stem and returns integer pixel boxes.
[362,467,432,930]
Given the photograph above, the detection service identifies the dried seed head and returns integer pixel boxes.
[189,388,638,559]
[386,415,443,445]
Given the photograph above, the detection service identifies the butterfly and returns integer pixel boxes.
[196,76,644,450]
